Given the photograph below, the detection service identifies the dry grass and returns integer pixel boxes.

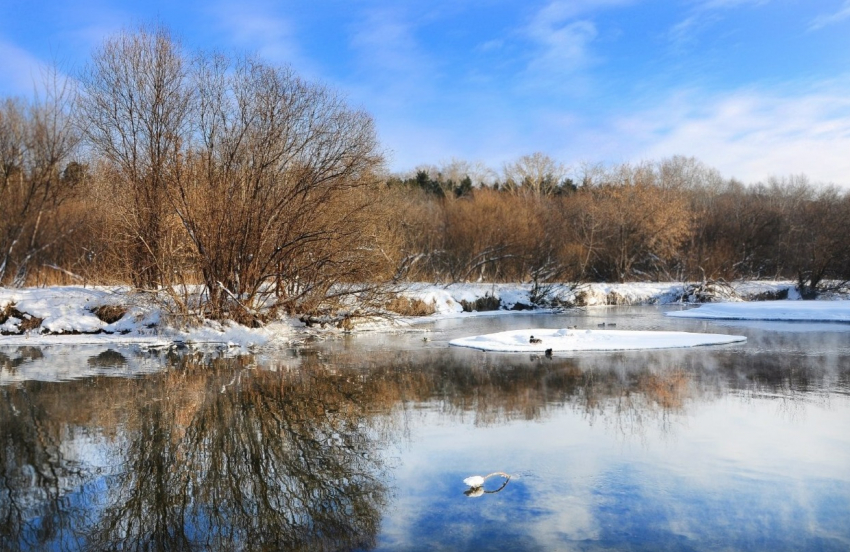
[0,303,42,332]
[0,303,13,325]
[460,294,502,312]
[90,304,128,324]
[385,296,437,316]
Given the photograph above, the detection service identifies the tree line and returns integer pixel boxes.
[387,155,850,298]
[2,25,849,324]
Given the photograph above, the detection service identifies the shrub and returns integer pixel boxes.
[91,304,128,324]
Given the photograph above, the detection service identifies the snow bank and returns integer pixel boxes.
[401,281,804,311]
[0,286,291,348]
[666,300,850,322]
[1,282,840,348]
[449,328,746,353]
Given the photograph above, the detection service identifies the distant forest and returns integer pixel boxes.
[385,155,850,300]
[2,26,849,322]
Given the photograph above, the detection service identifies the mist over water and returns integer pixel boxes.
[1,307,849,551]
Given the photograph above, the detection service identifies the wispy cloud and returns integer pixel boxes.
[206,0,305,70]
[695,0,770,9]
[667,15,706,49]
[0,40,53,96]
[809,1,850,30]
[617,82,850,185]
[527,19,598,75]
[520,0,633,88]
[532,0,635,23]
[667,0,769,49]
[349,9,434,79]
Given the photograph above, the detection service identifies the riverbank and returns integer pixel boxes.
[0,281,845,348]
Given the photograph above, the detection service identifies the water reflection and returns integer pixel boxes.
[0,340,848,550]
[1,353,392,551]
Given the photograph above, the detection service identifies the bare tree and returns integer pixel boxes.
[579,163,692,281]
[784,185,850,297]
[166,54,386,322]
[0,71,81,286]
[502,152,568,195]
[78,25,191,289]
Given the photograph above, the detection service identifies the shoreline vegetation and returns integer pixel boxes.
[2,25,849,341]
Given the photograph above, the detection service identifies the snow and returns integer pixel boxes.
[666,300,850,323]
[0,286,292,349]
[449,328,746,353]
[2,282,844,349]
[399,280,804,313]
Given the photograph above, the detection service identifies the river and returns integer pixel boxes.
[1,306,849,551]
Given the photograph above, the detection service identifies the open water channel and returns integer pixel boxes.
[1,306,849,551]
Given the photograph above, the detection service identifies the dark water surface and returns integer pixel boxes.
[1,306,849,551]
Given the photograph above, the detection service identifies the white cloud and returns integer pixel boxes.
[615,83,850,186]
[531,0,635,23]
[526,19,599,78]
[668,0,769,49]
[809,1,850,30]
[206,0,306,71]
[0,40,53,97]
[519,0,634,88]
[349,9,433,78]
[387,80,850,188]
[695,0,770,8]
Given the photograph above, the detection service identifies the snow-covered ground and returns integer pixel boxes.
[449,328,746,353]
[666,300,850,323]
[0,286,294,348]
[398,280,801,315]
[1,281,845,349]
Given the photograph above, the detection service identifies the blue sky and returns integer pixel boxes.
[2,0,850,185]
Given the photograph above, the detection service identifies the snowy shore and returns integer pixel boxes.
[0,280,846,348]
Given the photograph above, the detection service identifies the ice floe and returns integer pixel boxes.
[666,300,850,323]
[449,328,746,353]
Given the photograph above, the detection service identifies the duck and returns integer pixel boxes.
[529,335,543,344]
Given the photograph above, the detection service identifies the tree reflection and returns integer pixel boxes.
[0,347,44,376]
[0,383,88,551]
[88,355,390,551]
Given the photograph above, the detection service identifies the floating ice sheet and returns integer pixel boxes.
[449,328,746,352]
[666,300,850,322]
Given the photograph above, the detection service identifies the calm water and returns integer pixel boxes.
[1,306,849,551]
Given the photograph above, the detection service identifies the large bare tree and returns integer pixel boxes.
[77,27,388,321]
[167,55,385,322]
[502,152,568,195]
[78,25,191,289]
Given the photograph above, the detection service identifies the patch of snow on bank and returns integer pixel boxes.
[449,328,746,352]
[0,286,291,348]
[2,286,124,333]
[666,300,850,322]
[403,285,464,314]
